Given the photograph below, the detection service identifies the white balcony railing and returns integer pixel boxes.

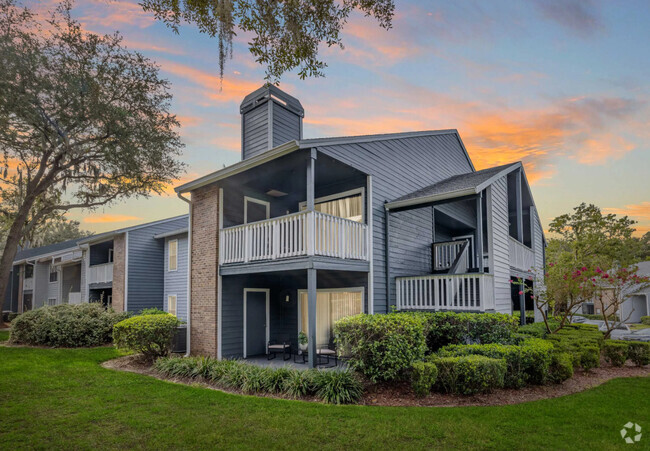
[396,273,494,312]
[23,277,34,291]
[88,262,113,284]
[509,237,535,272]
[433,240,469,271]
[68,292,82,304]
[220,210,368,264]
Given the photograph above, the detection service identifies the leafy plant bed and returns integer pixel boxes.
[362,364,650,407]
[103,354,649,408]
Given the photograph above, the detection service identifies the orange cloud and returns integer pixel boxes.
[84,214,142,224]
[603,202,650,221]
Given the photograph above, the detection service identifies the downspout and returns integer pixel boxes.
[177,192,192,357]
[384,203,391,311]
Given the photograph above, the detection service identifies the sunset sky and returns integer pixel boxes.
[31,0,649,235]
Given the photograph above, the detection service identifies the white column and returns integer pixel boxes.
[307,268,317,368]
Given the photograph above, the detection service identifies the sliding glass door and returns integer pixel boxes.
[298,289,363,348]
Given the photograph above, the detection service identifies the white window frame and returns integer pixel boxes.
[167,294,177,316]
[168,239,178,272]
[299,187,366,223]
[244,196,270,224]
[297,287,365,340]
[49,266,58,283]
[242,288,270,358]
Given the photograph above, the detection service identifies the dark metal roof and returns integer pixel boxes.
[387,162,520,208]
[14,238,82,262]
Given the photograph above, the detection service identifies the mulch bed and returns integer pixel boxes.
[103,354,650,407]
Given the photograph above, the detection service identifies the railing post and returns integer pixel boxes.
[244,226,250,263]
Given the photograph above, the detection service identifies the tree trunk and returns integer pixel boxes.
[0,197,37,308]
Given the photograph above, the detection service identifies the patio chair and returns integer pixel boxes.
[316,339,338,367]
[267,340,291,361]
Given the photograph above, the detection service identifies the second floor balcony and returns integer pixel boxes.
[220,210,368,264]
[88,262,113,285]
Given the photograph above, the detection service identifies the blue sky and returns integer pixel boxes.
[30,0,649,234]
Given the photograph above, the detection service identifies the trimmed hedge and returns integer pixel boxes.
[627,342,650,366]
[542,324,604,369]
[10,304,128,347]
[580,346,600,372]
[431,355,506,395]
[334,313,426,382]
[410,361,438,397]
[417,311,518,351]
[641,316,650,326]
[548,351,573,384]
[602,341,628,367]
[113,314,181,361]
[437,338,554,388]
[153,356,363,404]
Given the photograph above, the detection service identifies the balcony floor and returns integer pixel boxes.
[219,255,369,275]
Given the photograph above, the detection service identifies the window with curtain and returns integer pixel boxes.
[168,240,178,271]
[301,192,363,223]
[299,290,363,348]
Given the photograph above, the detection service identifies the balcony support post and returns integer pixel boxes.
[476,192,484,273]
[307,268,318,368]
[306,149,317,256]
[515,170,523,242]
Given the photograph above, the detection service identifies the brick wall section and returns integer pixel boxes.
[190,183,220,357]
[111,234,126,312]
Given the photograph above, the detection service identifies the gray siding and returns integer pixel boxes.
[33,262,49,308]
[318,133,474,313]
[243,105,269,160]
[532,207,544,273]
[163,234,188,321]
[272,103,301,147]
[47,264,59,303]
[488,177,511,313]
[126,217,188,314]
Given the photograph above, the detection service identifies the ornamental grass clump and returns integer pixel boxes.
[282,369,316,398]
[113,314,181,361]
[313,370,364,404]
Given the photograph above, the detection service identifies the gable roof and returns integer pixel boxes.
[14,238,81,263]
[175,129,472,194]
[13,215,188,264]
[385,162,521,210]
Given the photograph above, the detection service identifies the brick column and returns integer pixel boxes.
[190,184,220,357]
[112,234,127,312]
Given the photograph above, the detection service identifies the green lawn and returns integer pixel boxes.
[0,347,648,450]
[0,330,9,342]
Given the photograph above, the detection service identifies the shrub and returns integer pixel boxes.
[10,304,128,347]
[437,338,553,388]
[113,314,181,361]
[627,342,650,366]
[6,312,20,322]
[543,324,604,369]
[313,370,364,404]
[410,361,438,397]
[282,369,316,398]
[418,311,518,351]
[139,308,167,315]
[602,341,628,367]
[263,367,293,393]
[432,355,506,395]
[548,351,573,383]
[219,361,248,389]
[154,355,200,377]
[240,365,272,394]
[334,313,426,382]
[580,346,600,372]
[641,316,650,326]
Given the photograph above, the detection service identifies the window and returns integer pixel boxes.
[24,264,34,279]
[168,240,178,271]
[168,295,177,316]
[108,248,114,263]
[47,298,57,306]
[299,289,363,348]
[300,189,364,223]
[49,267,58,283]
[244,196,270,224]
